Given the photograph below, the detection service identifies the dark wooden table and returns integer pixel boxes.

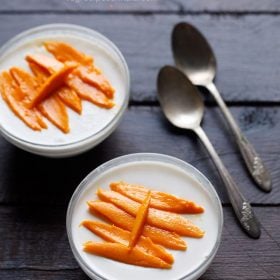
[0,1,280,279]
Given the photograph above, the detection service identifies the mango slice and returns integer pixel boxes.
[129,191,151,248]
[9,66,69,133]
[97,189,204,238]
[44,41,94,68]
[56,86,82,114]
[82,220,174,264]
[28,61,49,84]
[78,67,115,99]
[29,61,82,114]
[29,62,77,108]
[67,76,114,109]
[0,72,46,131]
[110,181,204,214]
[38,95,69,133]
[83,241,171,269]
[87,201,186,250]
[26,53,63,73]
[9,67,39,104]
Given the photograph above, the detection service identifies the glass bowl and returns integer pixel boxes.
[0,24,130,157]
[66,153,223,280]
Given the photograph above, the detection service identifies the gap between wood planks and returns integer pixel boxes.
[1,10,280,16]
[129,100,280,107]
[0,267,80,272]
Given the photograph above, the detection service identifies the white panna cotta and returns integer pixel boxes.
[67,154,223,280]
[0,24,129,157]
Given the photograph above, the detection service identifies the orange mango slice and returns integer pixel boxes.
[0,72,46,131]
[28,61,82,114]
[44,41,94,68]
[10,67,39,106]
[66,76,114,109]
[87,201,186,250]
[78,67,115,99]
[83,241,171,269]
[29,62,77,108]
[82,220,173,264]
[97,190,204,238]
[9,66,69,133]
[110,181,204,214]
[129,191,151,248]
[56,86,82,114]
[28,61,49,84]
[38,95,69,133]
[26,53,63,73]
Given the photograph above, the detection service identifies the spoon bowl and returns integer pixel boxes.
[157,66,203,130]
[172,22,216,86]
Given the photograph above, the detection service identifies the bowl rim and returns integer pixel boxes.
[0,23,130,150]
[66,153,224,280]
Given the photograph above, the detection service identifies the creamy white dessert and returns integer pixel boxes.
[0,27,128,148]
[68,155,222,280]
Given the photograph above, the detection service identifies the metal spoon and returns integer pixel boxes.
[157,65,261,238]
[172,22,271,192]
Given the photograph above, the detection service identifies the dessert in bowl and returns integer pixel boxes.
[0,24,130,157]
[67,153,223,280]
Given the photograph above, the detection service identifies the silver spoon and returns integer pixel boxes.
[157,65,261,238]
[172,22,271,192]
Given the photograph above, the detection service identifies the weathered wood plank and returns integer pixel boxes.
[0,206,279,280]
[176,0,280,13]
[0,0,177,13]
[0,0,280,13]
[0,106,279,206]
[0,14,280,102]
[0,270,88,280]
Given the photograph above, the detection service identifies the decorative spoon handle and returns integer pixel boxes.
[206,82,271,192]
[194,126,261,238]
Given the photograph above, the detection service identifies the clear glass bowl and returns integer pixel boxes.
[67,153,223,280]
[0,24,130,157]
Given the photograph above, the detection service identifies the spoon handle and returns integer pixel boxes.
[206,82,271,192]
[194,126,261,238]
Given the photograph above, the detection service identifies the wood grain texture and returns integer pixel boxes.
[0,0,280,13]
[0,0,177,13]
[0,270,88,280]
[173,0,280,13]
[0,14,280,102]
[0,106,278,206]
[0,206,279,280]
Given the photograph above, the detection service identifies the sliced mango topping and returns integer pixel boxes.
[0,71,46,131]
[129,191,151,248]
[87,201,186,250]
[97,189,205,238]
[0,41,116,133]
[29,62,77,108]
[82,220,174,264]
[110,181,204,214]
[82,182,205,269]
[83,241,171,269]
